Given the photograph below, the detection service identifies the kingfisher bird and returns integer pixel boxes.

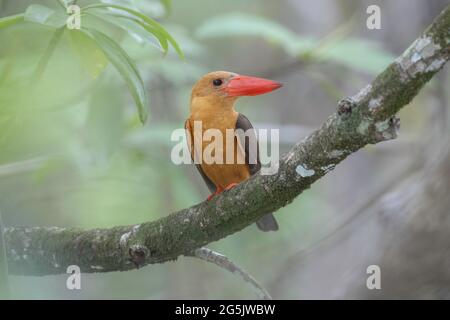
[185,71,282,231]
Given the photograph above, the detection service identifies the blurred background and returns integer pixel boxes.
[0,0,449,299]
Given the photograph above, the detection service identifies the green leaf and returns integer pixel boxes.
[85,10,168,53]
[60,0,76,8]
[24,4,67,28]
[32,28,65,80]
[68,30,109,78]
[196,13,316,56]
[196,13,394,74]
[0,13,24,29]
[118,15,170,54]
[318,39,395,74]
[83,3,183,58]
[81,28,149,123]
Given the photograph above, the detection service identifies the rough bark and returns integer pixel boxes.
[360,70,450,299]
[3,6,450,276]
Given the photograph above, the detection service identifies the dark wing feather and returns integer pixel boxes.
[235,113,261,175]
[185,119,216,193]
[235,113,279,232]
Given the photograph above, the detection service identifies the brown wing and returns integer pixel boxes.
[235,114,279,232]
[235,113,261,175]
[185,119,216,193]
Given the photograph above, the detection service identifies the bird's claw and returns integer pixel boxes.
[224,183,239,191]
[206,184,238,201]
[206,187,224,201]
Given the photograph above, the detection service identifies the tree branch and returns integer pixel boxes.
[0,210,10,299]
[191,247,271,300]
[3,6,450,276]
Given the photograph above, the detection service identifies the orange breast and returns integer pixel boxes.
[186,108,251,189]
[200,147,251,189]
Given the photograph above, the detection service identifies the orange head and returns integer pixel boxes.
[190,71,282,110]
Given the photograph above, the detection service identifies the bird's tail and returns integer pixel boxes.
[256,213,279,232]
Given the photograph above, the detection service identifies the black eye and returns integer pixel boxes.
[213,79,223,86]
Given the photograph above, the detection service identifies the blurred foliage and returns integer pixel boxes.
[197,12,394,74]
[5,0,183,123]
[0,0,407,299]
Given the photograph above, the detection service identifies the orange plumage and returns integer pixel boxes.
[185,71,282,231]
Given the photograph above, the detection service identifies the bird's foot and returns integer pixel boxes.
[206,184,238,201]
[224,183,239,191]
[207,187,224,201]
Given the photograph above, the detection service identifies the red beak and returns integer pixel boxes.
[223,75,282,97]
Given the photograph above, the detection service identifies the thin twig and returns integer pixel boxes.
[191,247,272,300]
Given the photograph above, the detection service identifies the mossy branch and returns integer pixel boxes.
[3,6,450,276]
